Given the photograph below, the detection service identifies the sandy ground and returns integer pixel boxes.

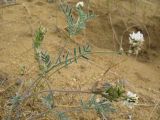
[0,0,160,120]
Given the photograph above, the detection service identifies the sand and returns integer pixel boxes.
[0,0,160,119]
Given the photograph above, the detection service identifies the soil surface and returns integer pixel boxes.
[0,0,160,120]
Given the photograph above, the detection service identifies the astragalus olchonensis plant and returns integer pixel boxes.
[128,31,144,56]
[60,0,95,36]
[3,26,139,120]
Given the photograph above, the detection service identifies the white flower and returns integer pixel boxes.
[129,31,144,42]
[41,27,47,34]
[127,91,137,98]
[76,1,84,8]
[96,98,101,103]
[128,31,144,55]
[123,91,139,109]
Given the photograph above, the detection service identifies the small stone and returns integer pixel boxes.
[15,79,23,86]
[0,88,5,94]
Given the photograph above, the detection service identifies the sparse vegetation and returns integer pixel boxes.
[60,0,95,36]
[0,0,160,120]
[1,26,138,120]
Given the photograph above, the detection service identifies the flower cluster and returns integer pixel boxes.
[76,1,84,8]
[123,91,139,109]
[128,31,144,55]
